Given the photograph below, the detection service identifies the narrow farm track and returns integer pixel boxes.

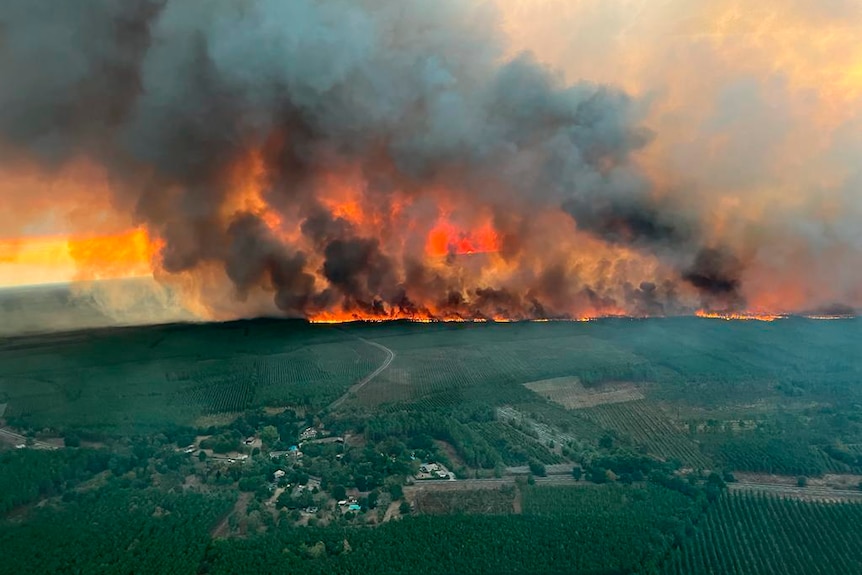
[728,481,862,502]
[0,427,57,449]
[328,338,395,410]
[382,501,401,522]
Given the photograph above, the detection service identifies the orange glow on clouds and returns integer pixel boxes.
[0,229,156,287]
[426,218,501,257]
[1,2,860,324]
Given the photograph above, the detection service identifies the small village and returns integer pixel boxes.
[173,421,461,531]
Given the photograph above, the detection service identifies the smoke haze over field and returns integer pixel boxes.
[0,0,860,324]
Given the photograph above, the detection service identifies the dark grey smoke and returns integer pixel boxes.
[0,0,744,317]
[225,212,314,313]
[683,248,745,309]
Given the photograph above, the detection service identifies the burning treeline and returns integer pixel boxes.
[0,0,859,322]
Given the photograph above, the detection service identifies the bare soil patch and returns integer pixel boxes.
[193,412,243,428]
[434,439,466,468]
[524,377,643,409]
[512,485,523,514]
[729,472,862,502]
[382,501,401,522]
[410,486,516,515]
[211,492,251,539]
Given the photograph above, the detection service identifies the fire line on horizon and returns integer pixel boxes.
[0,1,860,323]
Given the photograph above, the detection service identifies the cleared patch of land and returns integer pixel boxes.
[524,376,644,409]
[727,481,862,502]
[726,472,862,502]
[410,486,516,515]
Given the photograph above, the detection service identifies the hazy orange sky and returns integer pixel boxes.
[1,0,860,315]
[500,0,862,311]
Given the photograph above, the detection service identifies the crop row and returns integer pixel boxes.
[3,393,63,418]
[472,421,563,465]
[182,379,255,414]
[412,488,515,515]
[662,491,862,574]
[358,349,533,408]
[524,483,695,519]
[580,401,712,468]
[523,483,698,572]
[357,334,652,409]
[166,339,389,411]
[702,435,827,477]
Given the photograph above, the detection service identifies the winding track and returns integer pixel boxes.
[328,338,395,410]
[0,427,57,449]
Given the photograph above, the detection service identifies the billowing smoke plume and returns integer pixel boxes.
[1,0,853,320]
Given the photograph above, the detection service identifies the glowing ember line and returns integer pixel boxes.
[306,312,646,324]
[695,310,786,322]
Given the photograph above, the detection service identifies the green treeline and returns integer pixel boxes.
[206,484,701,575]
[0,449,112,514]
[361,403,560,470]
[0,487,234,575]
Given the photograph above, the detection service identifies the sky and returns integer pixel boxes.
[0,0,859,317]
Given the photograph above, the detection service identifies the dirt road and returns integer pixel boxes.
[405,475,583,493]
[211,492,252,539]
[0,427,58,450]
[382,501,401,522]
[728,480,862,502]
[328,338,395,410]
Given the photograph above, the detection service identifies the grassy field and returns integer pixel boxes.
[524,376,644,409]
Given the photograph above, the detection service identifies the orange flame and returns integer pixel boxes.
[695,310,785,322]
[223,147,283,232]
[426,218,501,257]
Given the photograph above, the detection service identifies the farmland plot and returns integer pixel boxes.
[579,400,712,468]
[471,420,563,465]
[0,324,387,430]
[1,362,198,430]
[496,405,592,449]
[355,332,649,409]
[523,483,700,574]
[353,365,414,407]
[662,492,862,575]
[412,487,516,515]
[355,346,536,409]
[524,376,644,409]
[699,433,833,477]
[254,339,388,408]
